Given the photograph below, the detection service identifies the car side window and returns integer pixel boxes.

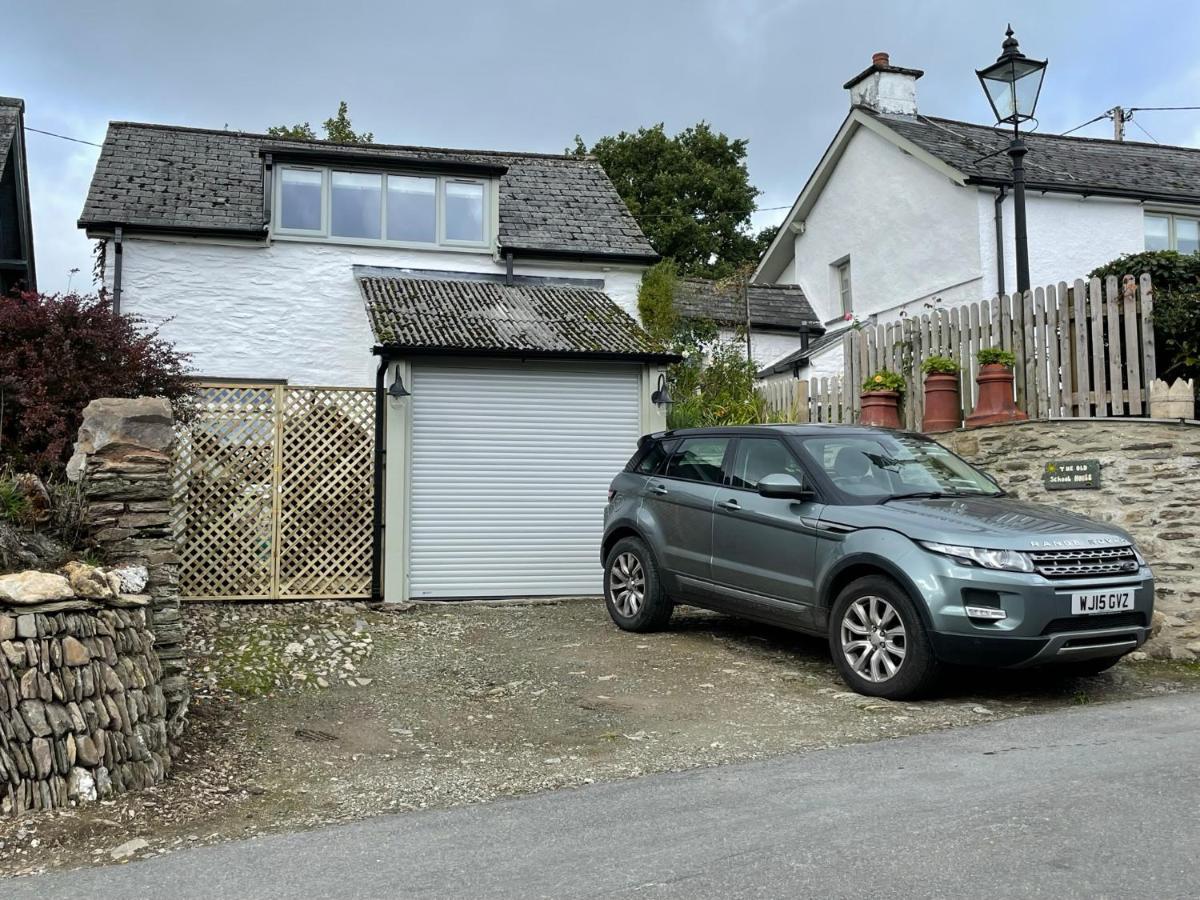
[729,438,806,490]
[633,439,676,475]
[663,437,730,484]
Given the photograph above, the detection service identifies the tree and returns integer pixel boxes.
[572,122,763,278]
[0,292,193,474]
[268,101,373,144]
[1089,250,1200,387]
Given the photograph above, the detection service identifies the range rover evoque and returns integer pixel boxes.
[601,425,1154,699]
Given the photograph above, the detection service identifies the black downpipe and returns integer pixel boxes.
[993,186,1007,296]
[112,227,124,314]
[370,356,387,603]
[505,251,514,286]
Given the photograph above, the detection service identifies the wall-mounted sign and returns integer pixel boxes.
[1043,459,1101,491]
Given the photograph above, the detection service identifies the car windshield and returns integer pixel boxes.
[796,433,1001,503]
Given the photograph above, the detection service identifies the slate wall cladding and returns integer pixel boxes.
[940,419,1200,659]
[68,397,190,738]
[0,601,169,815]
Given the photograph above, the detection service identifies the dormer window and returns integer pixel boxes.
[274,164,492,250]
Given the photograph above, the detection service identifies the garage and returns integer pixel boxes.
[360,271,677,602]
[408,362,642,598]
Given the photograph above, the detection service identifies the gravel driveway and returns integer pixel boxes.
[2,598,1197,876]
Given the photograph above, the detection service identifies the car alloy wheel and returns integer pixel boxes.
[608,552,645,617]
[840,595,907,683]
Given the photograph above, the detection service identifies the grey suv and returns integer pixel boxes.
[601,425,1154,699]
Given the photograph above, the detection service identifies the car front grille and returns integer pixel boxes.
[1028,545,1140,580]
[1041,612,1147,635]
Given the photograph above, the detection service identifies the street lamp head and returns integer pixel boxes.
[976,25,1047,128]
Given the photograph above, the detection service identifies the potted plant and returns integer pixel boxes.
[920,355,962,432]
[860,369,905,429]
[965,347,1027,427]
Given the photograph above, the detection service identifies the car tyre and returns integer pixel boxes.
[829,575,940,700]
[604,537,673,633]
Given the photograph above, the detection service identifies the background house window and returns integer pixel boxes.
[836,259,853,316]
[1145,213,1200,255]
[387,175,437,243]
[279,167,323,231]
[331,171,382,239]
[274,165,491,249]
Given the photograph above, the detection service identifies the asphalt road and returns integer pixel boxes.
[8,693,1199,899]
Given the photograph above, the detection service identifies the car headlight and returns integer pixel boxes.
[1131,544,1147,567]
[920,541,1035,573]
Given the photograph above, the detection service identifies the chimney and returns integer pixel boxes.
[844,52,924,116]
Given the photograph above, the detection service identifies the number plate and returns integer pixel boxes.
[1071,589,1135,615]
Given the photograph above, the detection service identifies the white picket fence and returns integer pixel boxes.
[758,273,1157,430]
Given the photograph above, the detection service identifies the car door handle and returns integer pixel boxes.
[649,483,669,495]
[717,498,741,511]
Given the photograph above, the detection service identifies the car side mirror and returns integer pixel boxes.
[757,472,814,501]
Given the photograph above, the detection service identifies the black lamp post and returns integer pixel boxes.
[976,26,1047,293]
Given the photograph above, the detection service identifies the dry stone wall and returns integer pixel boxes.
[941,419,1200,659]
[69,397,189,738]
[0,585,169,815]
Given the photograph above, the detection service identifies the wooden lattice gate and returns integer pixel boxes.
[172,383,376,601]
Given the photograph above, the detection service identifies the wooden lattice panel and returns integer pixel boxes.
[172,385,280,600]
[276,388,375,599]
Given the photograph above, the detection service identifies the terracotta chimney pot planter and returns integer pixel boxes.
[965,364,1027,427]
[921,373,962,432]
[860,390,902,429]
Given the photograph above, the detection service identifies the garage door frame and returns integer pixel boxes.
[381,355,667,603]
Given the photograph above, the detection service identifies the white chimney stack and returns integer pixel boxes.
[844,51,923,116]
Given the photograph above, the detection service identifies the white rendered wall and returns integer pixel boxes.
[976,191,1144,299]
[114,237,645,387]
[784,126,982,327]
[716,326,806,371]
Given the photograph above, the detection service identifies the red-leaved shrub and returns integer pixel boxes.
[0,291,193,474]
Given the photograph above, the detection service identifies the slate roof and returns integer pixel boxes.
[673,278,820,331]
[360,274,677,361]
[758,327,849,377]
[79,122,657,261]
[0,98,21,179]
[872,111,1200,204]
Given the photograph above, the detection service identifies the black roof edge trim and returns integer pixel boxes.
[262,146,507,177]
[79,220,269,240]
[843,63,925,90]
[501,245,661,266]
[964,177,1200,207]
[371,345,682,364]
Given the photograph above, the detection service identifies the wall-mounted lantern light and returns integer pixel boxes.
[387,372,411,400]
[650,373,674,407]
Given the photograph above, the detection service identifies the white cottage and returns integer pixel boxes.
[79,123,673,602]
[755,52,1200,382]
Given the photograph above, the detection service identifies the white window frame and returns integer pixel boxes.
[1144,210,1200,253]
[272,163,493,252]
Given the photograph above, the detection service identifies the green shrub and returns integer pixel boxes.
[862,369,905,393]
[1089,250,1200,385]
[636,260,678,344]
[921,355,960,376]
[977,347,1017,368]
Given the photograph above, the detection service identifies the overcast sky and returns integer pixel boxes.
[6,0,1200,294]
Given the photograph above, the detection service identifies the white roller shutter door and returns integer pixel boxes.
[408,362,642,598]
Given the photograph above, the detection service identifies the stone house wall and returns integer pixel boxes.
[941,419,1200,659]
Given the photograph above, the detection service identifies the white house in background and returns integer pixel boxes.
[671,277,822,369]
[755,51,1200,382]
[79,122,673,602]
